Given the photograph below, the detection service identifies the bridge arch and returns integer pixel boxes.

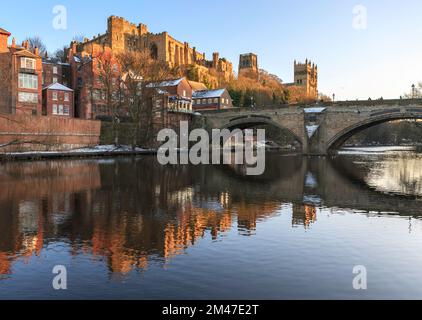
[220,115,304,147]
[327,112,422,152]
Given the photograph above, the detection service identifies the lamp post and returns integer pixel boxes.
[412,84,416,99]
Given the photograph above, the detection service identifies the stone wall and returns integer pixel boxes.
[0,114,100,152]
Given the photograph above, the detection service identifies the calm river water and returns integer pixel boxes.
[0,147,422,299]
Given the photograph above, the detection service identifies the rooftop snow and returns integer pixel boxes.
[43,83,73,91]
[146,78,184,88]
[306,124,320,138]
[193,89,226,99]
[304,107,327,113]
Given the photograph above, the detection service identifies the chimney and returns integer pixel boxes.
[11,37,16,48]
[34,47,39,56]
[0,28,11,53]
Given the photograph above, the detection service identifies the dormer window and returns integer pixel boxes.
[21,57,36,70]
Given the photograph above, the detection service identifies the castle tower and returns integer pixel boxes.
[293,59,318,99]
[213,52,219,69]
[239,53,259,80]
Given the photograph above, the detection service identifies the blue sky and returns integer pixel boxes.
[1,0,422,99]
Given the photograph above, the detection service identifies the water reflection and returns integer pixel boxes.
[0,149,421,280]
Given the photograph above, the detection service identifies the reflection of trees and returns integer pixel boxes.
[0,158,283,276]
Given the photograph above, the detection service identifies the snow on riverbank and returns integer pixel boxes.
[338,146,416,155]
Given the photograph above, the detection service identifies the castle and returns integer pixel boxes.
[72,16,234,88]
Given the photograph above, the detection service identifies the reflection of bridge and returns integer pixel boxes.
[200,99,422,155]
[202,155,422,216]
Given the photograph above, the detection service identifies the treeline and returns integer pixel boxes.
[226,70,289,107]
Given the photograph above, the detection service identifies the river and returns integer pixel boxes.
[0,147,422,299]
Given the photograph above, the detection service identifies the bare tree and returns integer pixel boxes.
[96,50,123,145]
[73,35,86,43]
[53,46,69,63]
[117,51,174,148]
[403,82,422,99]
[25,36,47,56]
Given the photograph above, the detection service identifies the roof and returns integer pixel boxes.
[43,83,73,92]
[192,89,226,99]
[13,49,40,59]
[188,80,207,91]
[42,60,70,66]
[0,28,11,36]
[146,78,184,88]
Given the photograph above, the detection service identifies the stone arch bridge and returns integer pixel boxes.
[199,99,422,155]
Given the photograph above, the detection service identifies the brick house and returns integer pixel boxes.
[42,59,71,88]
[192,88,233,111]
[0,28,42,115]
[42,83,74,117]
[68,43,123,120]
[145,77,194,130]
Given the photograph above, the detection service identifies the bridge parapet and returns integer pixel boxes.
[199,101,422,155]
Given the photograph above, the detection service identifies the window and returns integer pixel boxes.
[18,92,38,104]
[207,98,212,104]
[59,105,64,114]
[18,73,38,89]
[64,93,69,102]
[52,104,58,114]
[53,77,58,83]
[183,90,186,97]
[53,66,58,74]
[214,98,218,104]
[20,57,36,70]
[52,91,58,100]
[63,106,70,115]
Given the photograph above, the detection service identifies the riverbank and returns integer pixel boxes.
[0,145,157,161]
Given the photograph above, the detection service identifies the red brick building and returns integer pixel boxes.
[0,28,42,115]
[145,77,194,129]
[68,43,123,120]
[42,59,71,88]
[42,83,74,117]
[192,88,233,111]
